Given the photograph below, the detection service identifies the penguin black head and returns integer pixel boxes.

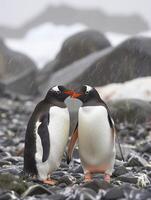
[44,85,72,103]
[73,85,101,104]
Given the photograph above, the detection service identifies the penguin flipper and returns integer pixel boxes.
[38,113,50,162]
[67,123,78,164]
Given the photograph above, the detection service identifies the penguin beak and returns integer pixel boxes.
[71,92,82,98]
[64,90,81,98]
[64,90,74,96]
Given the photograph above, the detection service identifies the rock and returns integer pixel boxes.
[127,155,148,167]
[82,180,112,192]
[0,39,38,96]
[137,142,151,153]
[38,39,112,93]
[40,48,112,93]
[109,99,151,124]
[22,184,54,198]
[62,186,97,200]
[0,173,28,195]
[57,175,76,185]
[69,165,84,174]
[104,187,124,200]
[113,166,128,177]
[67,37,151,87]
[117,172,138,184]
[42,30,111,73]
[0,191,19,200]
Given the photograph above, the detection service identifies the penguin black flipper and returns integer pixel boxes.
[67,122,78,164]
[24,117,38,176]
[38,113,50,162]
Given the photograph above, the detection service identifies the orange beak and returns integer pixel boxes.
[71,92,82,98]
[64,90,81,98]
[64,90,74,96]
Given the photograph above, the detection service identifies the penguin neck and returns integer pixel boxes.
[44,97,67,108]
[82,98,103,107]
[31,99,67,123]
[32,101,50,122]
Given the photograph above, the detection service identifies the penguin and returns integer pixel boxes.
[24,85,73,185]
[67,85,116,183]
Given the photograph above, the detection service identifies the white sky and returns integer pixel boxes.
[0,0,151,27]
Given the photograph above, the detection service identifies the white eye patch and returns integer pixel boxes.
[52,86,60,92]
[85,85,92,92]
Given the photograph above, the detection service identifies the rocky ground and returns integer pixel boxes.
[0,29,151,199]
[0,93,151,200]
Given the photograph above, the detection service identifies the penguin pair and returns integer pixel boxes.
[24,85,116,184]
[24,86,72,185]
[67,85,116,183]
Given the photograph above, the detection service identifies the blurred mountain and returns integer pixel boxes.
[0,5,149,38]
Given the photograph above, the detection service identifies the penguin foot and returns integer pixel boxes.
[104,174,111,183]
[43,178,57,185]
[84,173,92,182]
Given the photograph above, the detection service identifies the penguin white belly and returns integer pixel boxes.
[78,106,112,167]
[35,106,69,180]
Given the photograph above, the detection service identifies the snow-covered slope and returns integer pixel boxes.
[97,77,151,101]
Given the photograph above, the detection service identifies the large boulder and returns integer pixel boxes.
[108,99,151,124]
[67,37,151,87]
[39,48,112,93]
[37,30,111,85]
[0,39,38,96]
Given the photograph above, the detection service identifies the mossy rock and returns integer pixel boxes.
[0,173,28,195]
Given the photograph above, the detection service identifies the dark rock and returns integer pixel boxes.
[0,166,21,175]
[3,156,23,164]
[0,173,28,195]
[38,30,111,93]
[69,165,84,174]
[41,30,110,73]
[117,172,138,184]
[123,185,151,200]
[41,48,112,93]
[127,155,148,167]
[0,191,19,200]
[57,175,76,185]
[83,180,112,193]
[0,39,38,96]
[22,184,54,198]
[137,142,151,153]
[113,166,128,177]
[109,99,151,124]
[104,187,124,200]
[67,37,151,87]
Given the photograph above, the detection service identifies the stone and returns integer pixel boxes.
[40,48,112,94]
[82,180,112,193]
[41,30,111,73]
[127,155,148,167]
[109,99,151,124]
[117,172,138,184]
[67,37,151,87]
[113,166,128,177]
[0,39,38,96]
[0,173,28,195]
[104,187,124,200]
[21,184,54,198]
[0,191,19,200]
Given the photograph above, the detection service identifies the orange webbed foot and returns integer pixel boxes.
[84,172,92,182]
[43,178,57,185]
[104,174,111,183]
